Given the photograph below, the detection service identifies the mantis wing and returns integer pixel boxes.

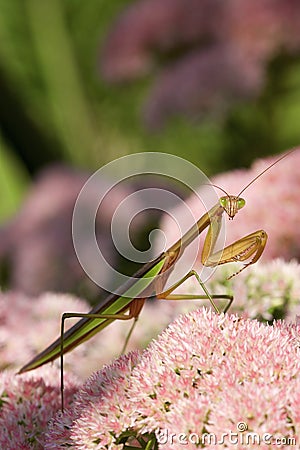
[19,256,166,372]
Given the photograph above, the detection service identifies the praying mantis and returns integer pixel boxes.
[18,149,295,409]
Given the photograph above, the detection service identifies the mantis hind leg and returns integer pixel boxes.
[120,316,139,354]
[119,298,146,353]
[60,298,145,410]
[156,269,233,314]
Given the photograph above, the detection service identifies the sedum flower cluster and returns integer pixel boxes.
[39,309,300,448]
[2,259,300,383]
[0,367,78,449]
[0,266,300,450]
[2,309,300,448]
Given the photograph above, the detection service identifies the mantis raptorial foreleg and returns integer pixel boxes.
[154,206,267,316]
[199,197,268,278]
[202,228,268,278]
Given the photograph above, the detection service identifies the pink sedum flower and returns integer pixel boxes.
[0,367,78,449]
[45,352,141,449]
[45,309,300,449]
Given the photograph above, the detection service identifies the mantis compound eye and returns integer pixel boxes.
[219,197,228,208]
[237,198,245,210]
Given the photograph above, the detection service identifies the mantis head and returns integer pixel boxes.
[208,148,296,219]
[219,196,245,220]
[207,184,246,220]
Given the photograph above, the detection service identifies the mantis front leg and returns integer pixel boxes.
[201,206,268,279]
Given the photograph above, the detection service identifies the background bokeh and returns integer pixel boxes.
[1,0,300,298]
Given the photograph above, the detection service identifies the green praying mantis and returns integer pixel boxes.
[18,149,295,409]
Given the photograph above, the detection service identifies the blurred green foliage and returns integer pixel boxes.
[0,0,300,222]
[0,134,29,221]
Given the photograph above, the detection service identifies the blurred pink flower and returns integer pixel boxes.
[0,291,138,379]
[45,309,300,448]
[100,0,300,128]
[0,292,87,373]
[0,165,100,297]
[0,165,148,298]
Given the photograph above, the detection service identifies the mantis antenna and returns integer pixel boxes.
[238,148,297,197]
[204,184,230,197]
